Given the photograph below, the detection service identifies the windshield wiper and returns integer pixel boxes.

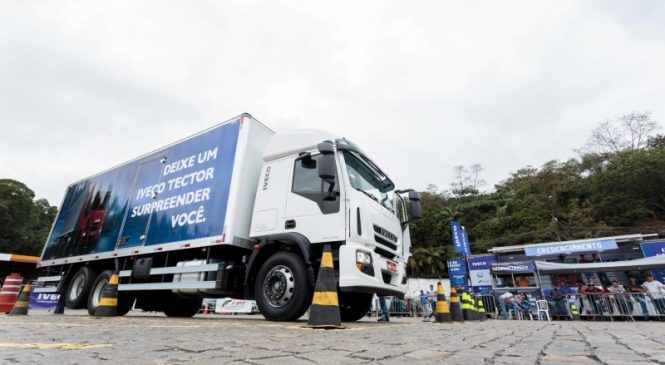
[354,188,379,203]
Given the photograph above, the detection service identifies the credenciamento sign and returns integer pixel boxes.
[524,239,618,257]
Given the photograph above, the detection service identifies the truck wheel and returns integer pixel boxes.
[339,292,372,322]
[65,266,96,309]
[164,297,203,317]
[255,252,312,322]
[87,269,133,316]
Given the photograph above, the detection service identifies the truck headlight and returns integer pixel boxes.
[356,251,372,265]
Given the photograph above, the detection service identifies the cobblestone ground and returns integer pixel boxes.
[1,311,664,364]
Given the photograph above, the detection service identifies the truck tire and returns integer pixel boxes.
[65,266,96,309]
[163,297,203,318]
[86,269,133,316]
[255,251,312,322]
[339,292,372,322]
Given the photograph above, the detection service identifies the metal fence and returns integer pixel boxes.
[547,293,665,321]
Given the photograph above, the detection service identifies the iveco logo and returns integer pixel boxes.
[262,166,271,190]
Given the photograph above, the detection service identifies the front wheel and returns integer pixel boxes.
[254,252,312,322]
[339,292,372,322]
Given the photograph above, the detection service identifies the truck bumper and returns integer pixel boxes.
[337,243,408,298]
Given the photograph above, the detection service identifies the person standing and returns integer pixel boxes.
[642,274,665,316]
[627,276,649,319]
[426,284,436,319]
[419,290,431,321]
[377,295,390,322]
[607,280,629,316]
[550,282,568,318]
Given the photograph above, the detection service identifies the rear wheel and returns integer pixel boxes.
[163,297,203,318]
[339,292,372,322]
[87,270,133,316]
[255,252,312,321]
[65,266,96,309]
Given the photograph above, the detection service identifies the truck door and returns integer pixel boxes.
[117,156,165,248]
[284,154,345,242]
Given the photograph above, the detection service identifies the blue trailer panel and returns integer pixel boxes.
[42,119,241,261]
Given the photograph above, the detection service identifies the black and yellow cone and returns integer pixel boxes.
[449,287,464,322]
[93,271,119,317]
[434,282,452,323]
[570,303,579,320]
[10,283,31,315]
[307,245,343,329]
[477,297,485,321]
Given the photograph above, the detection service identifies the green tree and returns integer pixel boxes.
[0,179,57,255]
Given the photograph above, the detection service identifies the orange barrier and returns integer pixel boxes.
[0,273,23,313]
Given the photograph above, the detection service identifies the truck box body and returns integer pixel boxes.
[39,115,273,267]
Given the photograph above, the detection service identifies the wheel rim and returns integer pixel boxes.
[91,278,108,308]
[263,265,295,308]
[69,274,86,301]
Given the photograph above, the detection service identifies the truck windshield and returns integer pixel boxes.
[342,150,395,212]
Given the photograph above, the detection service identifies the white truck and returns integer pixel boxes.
[37,114,421,321]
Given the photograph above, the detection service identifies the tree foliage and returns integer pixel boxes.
[0,179,57,255]
[409,111,664,277]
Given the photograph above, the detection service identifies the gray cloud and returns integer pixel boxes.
[1,1,664,205]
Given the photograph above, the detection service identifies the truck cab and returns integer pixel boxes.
[248,130,421,321]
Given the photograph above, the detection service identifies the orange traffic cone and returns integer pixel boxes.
[0,273,22,314]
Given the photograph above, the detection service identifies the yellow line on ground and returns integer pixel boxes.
[0,342,112,350]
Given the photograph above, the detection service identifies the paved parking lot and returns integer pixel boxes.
[1,311,664,364]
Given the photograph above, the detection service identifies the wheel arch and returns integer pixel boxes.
[244,233,315,299]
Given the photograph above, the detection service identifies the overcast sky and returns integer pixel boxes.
[1,1,664,206]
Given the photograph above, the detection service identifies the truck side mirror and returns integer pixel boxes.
[408,191,421,219]
[317,141,336,183]
[410,201,422,220]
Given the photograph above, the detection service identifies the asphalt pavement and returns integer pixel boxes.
[1,310,664,364]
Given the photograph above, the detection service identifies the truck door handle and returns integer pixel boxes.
[285,220,296,229]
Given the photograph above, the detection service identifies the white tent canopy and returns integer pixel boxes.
[535,255,665,274]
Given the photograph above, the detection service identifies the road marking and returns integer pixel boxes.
[0,342,112,350]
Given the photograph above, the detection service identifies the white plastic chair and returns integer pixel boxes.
[535,300,551,321]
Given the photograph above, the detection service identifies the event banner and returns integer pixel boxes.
[29,290,60,310]
[215,298,255,314]
[447,258,468,287]
[524,239,618,257]
[467,255,498,290]
[450,221,470,257]
[42,120,241,260]
[490,261,536,273]
[640,241,665,283]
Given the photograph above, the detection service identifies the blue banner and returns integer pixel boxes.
[524,239,618,257]
[641,241,665,283]
[640,241,665,257]
[447,258,468,287]
[461,226,471,257]
[450,221,470,257]
[29,290,60,310]
[42,120,241,260]
[490,261,536,273]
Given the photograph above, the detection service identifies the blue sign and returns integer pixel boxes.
[640,241,665,257]
[641,241,665,283]
[450,221,470,257]
[524,239,618,257]
[467,255,498,270]
[447,258,468,287]
[467,255,498,289]
[42,120,241,260]
[29,290,60,310]
[490,261,536,273]
[447,258,467,275]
